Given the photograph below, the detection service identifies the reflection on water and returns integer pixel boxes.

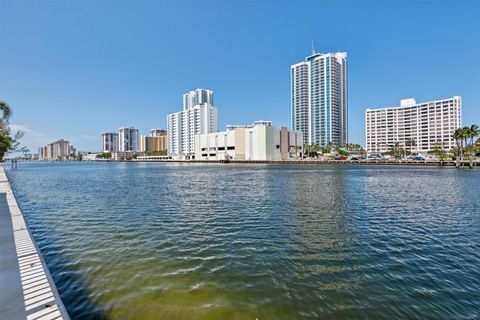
[6,162,480,319]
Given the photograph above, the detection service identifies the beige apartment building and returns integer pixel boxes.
[140,129,167,153]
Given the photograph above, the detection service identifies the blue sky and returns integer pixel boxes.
[1,0,479,152]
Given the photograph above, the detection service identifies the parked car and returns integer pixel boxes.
[413,156,425,161]
[335,156,348,160]
[350,156,359,161]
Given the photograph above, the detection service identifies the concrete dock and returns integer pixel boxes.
[0,167,69,320]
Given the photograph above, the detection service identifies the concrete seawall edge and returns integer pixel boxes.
[0,166,70,320]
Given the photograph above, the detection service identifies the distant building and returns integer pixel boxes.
[291,51,348,146]
[365,96,462,153]
[167,88,217,159]
[149,129,167,137]
[38,139,73,160]
[83,153,100,161]
[139,134,167,153]
[118,127,139,152]
[111,151,136,161]
[195,121,303,161]
[101,132,119,152]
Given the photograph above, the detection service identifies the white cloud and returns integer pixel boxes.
[10,124,34,133]
[9,124,51,151]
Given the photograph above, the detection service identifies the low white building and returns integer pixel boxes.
[195,121,303,161]
[82,153,100,161]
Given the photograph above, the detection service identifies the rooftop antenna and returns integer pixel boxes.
[311,39,315,55]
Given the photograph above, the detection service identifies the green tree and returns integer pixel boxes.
[389,141,402,157]
[468,124,479,146]
[431,141,447,161]
[0,100,27,161]
[305,144,320,158]
[453,127,469,160]
[97,152,112,159]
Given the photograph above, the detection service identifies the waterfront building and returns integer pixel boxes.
[149,129,167,137]
[83,153,100,161]
[167,88,218,159]
[139,134,168,153]
[68,146,76,156]
[111,151,136,161]
[38,139,72,160]
[118,127,140,152]
[195,121,303,161]
[365,96,462,153]
[101,132,119,152]
[291,51,348,147]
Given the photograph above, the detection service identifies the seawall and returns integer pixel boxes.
[0,166,70,320]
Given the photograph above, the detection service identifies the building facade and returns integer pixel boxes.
[140,129,168,153]
[167,88,218,158]
[38,139,72,160]
[101,132,119,152]
[140,135,168,153]
[365,96,462,153]
[195,121,303,161]
[291,51,348,147]
[149,129,167,137]
[118,127,140,152]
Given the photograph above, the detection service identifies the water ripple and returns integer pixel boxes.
[6,162,480,319]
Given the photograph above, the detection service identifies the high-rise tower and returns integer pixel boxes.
[291,51,348,146]
[167,88,218,158]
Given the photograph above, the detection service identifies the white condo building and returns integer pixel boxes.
[118,127,140,152]
[365,96,462,153]
[195,121,303,161]
[167,88,217,158]
[291,51,348,147]
[101,132,119,152]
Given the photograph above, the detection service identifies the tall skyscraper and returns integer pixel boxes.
[167,88,218,158]
[365,96,462,153]
[291,51,348,146]
[118,127,140,152]
[101,132,119,152]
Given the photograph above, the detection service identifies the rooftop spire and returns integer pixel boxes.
[311,39,315,55]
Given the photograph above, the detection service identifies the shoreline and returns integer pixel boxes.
[14,159,480,168]
[0,166,70,320]
[95,159,478,168]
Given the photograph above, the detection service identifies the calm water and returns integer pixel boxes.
[5,162,480,319]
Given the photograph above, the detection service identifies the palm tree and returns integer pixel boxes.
[453,127,470,160]
[405,138,416,156]
[389,141,401,157]
[468,124,479,146]
[453,128,465,160]
[0,100,12,131]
